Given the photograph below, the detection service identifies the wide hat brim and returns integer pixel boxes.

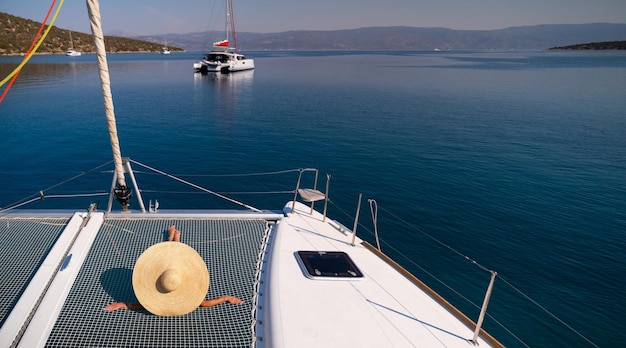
[132,242,209,316]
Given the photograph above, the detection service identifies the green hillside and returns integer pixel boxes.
[0,12,183,55]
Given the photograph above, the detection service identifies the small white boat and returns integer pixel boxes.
[66,31,81,56]
[194,0,254,73]
[161,39,171,54]
[65,49,81,57]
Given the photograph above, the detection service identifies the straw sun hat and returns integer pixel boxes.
[132,242,210,316]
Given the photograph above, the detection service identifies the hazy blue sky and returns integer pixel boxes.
[4,0,626,35]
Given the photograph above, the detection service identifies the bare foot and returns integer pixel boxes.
[168,225,176,241]
[168,225,181,242]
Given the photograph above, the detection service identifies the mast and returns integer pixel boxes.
[85,0,132,210]
[227,0,238,52]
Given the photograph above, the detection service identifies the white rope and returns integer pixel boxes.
[85,0,126,188]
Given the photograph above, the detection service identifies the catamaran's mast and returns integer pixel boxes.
[227,0,238,52]
[85,0,132,210]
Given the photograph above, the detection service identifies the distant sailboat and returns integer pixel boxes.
[160,39,171,54]
[193,0,254,73]
[66,31,81,56]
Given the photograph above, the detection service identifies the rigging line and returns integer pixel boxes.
[129,168,301,178]
[0,0,65,88]
[326,199,522,341]
[139,190,294,195]
[378,204,493,273]
[203,0,219,49]
[484,316,530,348]
[0,197,42,212]
[329,200,482,305]
[497,274,599,347]
[371,202,596,347]
[39,193,109,199]
[0,192,110,213]
[172,168,301,177]
[0,161,113,211]
[216,190,294,195]
[0,0,57,103]
[129,159,262,212]
[329,199,481,298]
[327,199,531,346]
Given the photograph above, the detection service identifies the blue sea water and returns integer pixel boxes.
[1,50,626,347]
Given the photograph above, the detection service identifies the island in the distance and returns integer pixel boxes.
[549,41,626,50]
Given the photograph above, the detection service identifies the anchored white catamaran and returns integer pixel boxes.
[0,1,506,347]
[193,0,254,73]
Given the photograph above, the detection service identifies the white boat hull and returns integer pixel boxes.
[194,51,254,73]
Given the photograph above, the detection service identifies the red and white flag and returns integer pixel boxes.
[213,40,229,47]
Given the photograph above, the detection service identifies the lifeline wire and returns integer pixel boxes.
[0,161,113,213]
[348,200,597,347]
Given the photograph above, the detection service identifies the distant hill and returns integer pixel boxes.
[2,10,625,53]
[145,23,626,51]
[0,12,183,55]
[550,41,626,50]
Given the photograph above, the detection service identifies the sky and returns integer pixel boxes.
[3,0,626,36]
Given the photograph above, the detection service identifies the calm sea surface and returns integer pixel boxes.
[1,50,626,347]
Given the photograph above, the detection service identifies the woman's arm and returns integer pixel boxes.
[200,295,243,308]
[104,295,242,312]
[103,302,144,311]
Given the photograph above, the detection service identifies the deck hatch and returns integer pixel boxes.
[297,251,363,279]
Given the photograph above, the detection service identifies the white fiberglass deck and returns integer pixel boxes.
[0,204,501,347]
[258,202,499,347]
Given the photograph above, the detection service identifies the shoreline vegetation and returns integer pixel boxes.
[0,12,183,56]
[549,41,626,50]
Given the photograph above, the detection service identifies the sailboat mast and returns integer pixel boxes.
[85,0,132,210]
[227,0,238,52]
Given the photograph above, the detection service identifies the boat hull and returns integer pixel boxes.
[193,51,254,73]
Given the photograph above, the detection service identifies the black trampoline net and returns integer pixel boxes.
[45,218,269,348]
